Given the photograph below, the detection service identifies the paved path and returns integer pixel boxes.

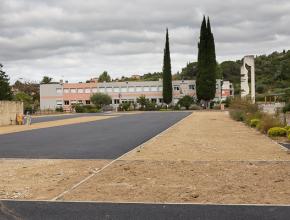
[0,112,190,159]
[31,113,104,123]
[1,201,289,220]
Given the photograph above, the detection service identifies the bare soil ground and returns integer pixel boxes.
[62,112,290,204]
[0,115,115,135]
[0,159,109,200]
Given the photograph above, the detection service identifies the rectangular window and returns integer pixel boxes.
[128,87,135,92]
[71,100,77,104]
[86,100,91,105]
[173,86,180,91]
[189,85,195,90]
[159,98,163,103]
[151,86,158,92]
[77,100,83,104]
[70,89,76,93]
[77,89,84,93]
[151,98,157,103]
[64,89,69,93]
[56,88,62,94]
[121,87,127,93]
[64,100,69,105]
[113,87,120,93]
[136,86,142,92]
[106,87,113,93]
[85,88,91,93]
[56,100,63,105]
[114,99,120,104]
[143,86,150,92]
[92,88,97,93]
[99,87,105,93]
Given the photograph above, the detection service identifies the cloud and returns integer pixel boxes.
[1,0,290,82]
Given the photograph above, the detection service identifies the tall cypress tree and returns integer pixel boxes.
[162,28,173,104]
[0,64,13,100]
[196,16,217,103]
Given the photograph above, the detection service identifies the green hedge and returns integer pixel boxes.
[250,119,260,128]
[267,127,287,137]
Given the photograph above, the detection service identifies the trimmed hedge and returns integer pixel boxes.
[267,127,287,137]
[250,119,260,128]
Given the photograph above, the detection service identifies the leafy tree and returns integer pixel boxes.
[162,28,173,104]
[196,16,217,103]
[137,95,147,110]
[98,71,111,82]
[13,92,33,112]
[178,95,194,110]
[90,93,112,109]
[41,76,53,84]
[0,64,13,100]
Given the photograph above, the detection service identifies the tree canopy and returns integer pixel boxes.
[90,93,112,109]
[0,64,13,100]
[41,76,53,84]
[98,71,111,82]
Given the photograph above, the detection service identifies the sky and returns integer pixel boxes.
[1,0,290,83]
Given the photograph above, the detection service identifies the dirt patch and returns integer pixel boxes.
[63,160,290,204]
[0,159,109,200]
[0,115,115,135]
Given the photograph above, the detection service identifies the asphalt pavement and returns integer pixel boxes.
[0,112,190,159]
[1,201,289,220]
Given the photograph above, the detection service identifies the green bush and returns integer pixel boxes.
[55,106,64,112]
[250,119,260,128]
[229,109,246,122]
[177,95,194,110]
[285,125,290,131]
[75,104,85,113]
[119,102,131,111]
[145,101,156,111]
[189,104,202,110]
[75,104,100,113]
[283,103,290,113]
[268,127,287,137]
[257,114,283,133]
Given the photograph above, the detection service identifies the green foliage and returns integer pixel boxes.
[137,95,147,110]
[74,104,100,113]
[41,76,53,84]
[90,93,112,109]
[284,125,290,131]
[283,103,290,113]
[250,119,260,128]
[55,106,63,112]
[229,109,246,122]
[267,127,287,137]
[144,101,156,111]
[189,104,203,110]
[162,29,173,104]
[177,95,194,110]
[196,16,216,102]
[0,64,13,100]
[14,92,33,112]
[257,114,283,134]
[98,71,111,82]
[119,102,131,111]
[288,133,290,141]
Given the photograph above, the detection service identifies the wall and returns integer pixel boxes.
[40,83,63,110]
[0,101,23,126]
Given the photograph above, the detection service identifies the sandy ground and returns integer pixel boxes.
[0,159,109,200]
[62,112,290,204]
[0,115,115,135]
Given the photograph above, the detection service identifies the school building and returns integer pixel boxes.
[40,79,234,111]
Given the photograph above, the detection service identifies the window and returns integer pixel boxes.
[173,86,180,91]
[70,89,76,93]
[114,99,120,104]
[151,98,157,103]
[113,87,120,93]
[85,88,91,93]
[99,87,105,93]
[151,86,158,92]
[158,86,163,91]
[64,89,69,93]
[121,87,127,93]
[77,89,84,93]
[92,88,97,93]
[56,88,62,94]
[189,85,195,90]
[64,100,69,105]
[86,100,91,105]
[159,98,163,103]
[106,87,113,93]
[71,100,77,104]
[128,87,135,92]
[56,100,63,105]
[143,86,150,92]
[136,86,142,92]
[77,100,83,104]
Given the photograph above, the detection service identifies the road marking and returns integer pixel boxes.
[51,112,193,201]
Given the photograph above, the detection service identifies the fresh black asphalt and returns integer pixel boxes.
[280,143,290,150]
[31,113,105,123]
[1,201,289,220]
[0,112,190,159]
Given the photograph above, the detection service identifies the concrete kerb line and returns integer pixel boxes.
[51,112,194,201]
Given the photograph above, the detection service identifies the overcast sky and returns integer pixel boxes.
[1,0,290,83]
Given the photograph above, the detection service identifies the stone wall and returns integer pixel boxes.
[0,101,23,126]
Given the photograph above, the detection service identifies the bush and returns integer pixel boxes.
[229,109,246,122]
[257,114,283,133]
[268,127,287,137]
[75,104,85,113]
[189,104,202,110]
[285,125,290,131]
[90,93,112,109]
[119,102,131,111]
[250,119,260,128]
[177,95,194,110]
[75,104,100,113]
[288,133,290,141]
[145,101,156,111]
[283,103,290,113]
[55,106,63,112]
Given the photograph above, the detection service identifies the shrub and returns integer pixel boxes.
[177,95,194,110]
[119,102,131,111]
[257,114,283,133]
[90,93,112,109]
[74,104,85,113]
[137,95,147,110]
[229,109,246,122]
[285,125,290,131]
[283,103,290,113]
[288,133,290,141]
[55,106,63,112]
[268,127,287,137]
[250,119,260,128]
[173,105,180,110]
[145,101,156,111]
[189,104,202,110]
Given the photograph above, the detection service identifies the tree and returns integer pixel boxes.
[0,64,13,100]
[178,95,194,110]
[41,76,53,84]
[13,92,33,111]
[162,28,173,104]
[98,71,111,82]
[90,93,112,109]
[196,16,217,104]
[137,95,147,110]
